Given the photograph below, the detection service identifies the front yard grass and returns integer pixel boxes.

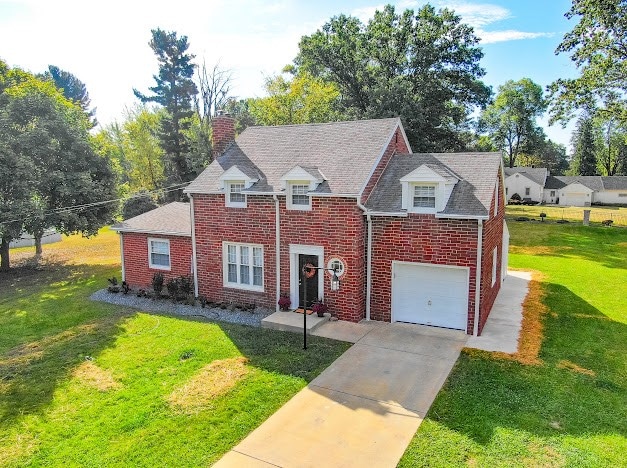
[399,222,627,467]
[0,229,349,466]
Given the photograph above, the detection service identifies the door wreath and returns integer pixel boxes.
[304,263,317,278]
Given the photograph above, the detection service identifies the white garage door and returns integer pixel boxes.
[560,192,587,206]
[392,262,468,330]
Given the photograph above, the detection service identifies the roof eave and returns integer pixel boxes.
[111,227,191,237]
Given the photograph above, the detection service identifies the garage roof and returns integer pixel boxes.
[365,152,502,218]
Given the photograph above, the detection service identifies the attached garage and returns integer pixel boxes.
[391,261,469,330]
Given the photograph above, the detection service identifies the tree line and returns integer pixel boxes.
[2,0,625,270]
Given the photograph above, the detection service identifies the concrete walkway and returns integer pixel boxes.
[466,271,531,353]
[214,323,466,468]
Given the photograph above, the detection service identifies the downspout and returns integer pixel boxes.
[473,219,484,336]
[356,199,372,321]
[273,194,281,312]
[190,195,199,297]
[119,234,125,282]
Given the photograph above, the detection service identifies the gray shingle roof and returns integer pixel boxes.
[184,118,403,196]
[601,176,627,190]
[504,167,548,186]
[365,152,502,218]
[544,176,604,191]
[111,202,191,236]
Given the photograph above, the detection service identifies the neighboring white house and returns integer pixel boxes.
[545,176,627,206]
[504,167,548,202]
[9,229,62,248]
[505,167,627,206]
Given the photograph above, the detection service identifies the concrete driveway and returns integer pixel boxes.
[214,323,467,468]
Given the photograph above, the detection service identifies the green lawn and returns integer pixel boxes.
[399,221,627,467]
[0,229,349,466]
[506,204,627,226]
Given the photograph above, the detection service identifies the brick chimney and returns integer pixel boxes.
[212,110,236,157]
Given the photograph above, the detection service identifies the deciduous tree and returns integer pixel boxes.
[296,4,491,151]
[479,78,547,168]
[548,0,627,125]
[248,71,341,125]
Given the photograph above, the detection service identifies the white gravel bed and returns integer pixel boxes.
[90,289,273,327]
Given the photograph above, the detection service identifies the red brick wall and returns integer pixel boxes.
[192,193,366,321]
[478,170,505,334]
[369,215,479,334]
[121,232,193,288]
[361,126,410,204]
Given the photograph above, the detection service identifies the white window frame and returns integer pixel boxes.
[225,180,247,208]
[494,182,499,216]
[550,190,556,197]
[412,184,437,210]
[222,242,264,292]
[148,238,171,270]
[287,182,312,211]
[492,247,497,286]
[525,187,531,196]
[327,258,346,277]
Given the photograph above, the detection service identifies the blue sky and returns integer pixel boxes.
[0,0,577,147]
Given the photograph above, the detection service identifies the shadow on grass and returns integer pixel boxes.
[0,262,132,427]
[427,282,626,445]
[509,223,627,270]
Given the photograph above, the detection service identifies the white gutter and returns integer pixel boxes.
[356,198,372,321]
[273,194,281,312]
[119,234,125,282]
[473,219,483,336]
[190,196,199,297]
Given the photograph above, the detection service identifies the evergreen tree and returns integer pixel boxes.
[45,65,97,127]
[134,28,198,193]
[571,115,598,175]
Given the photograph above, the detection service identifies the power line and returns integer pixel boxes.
[0,182,190,227]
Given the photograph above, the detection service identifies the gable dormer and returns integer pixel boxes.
[400,164,458,214]
[219,166,259,208]
[281,166,326,210]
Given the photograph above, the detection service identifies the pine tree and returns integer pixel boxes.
[571,116,598,175]
[134,29,198,191]
[45,65,98,127]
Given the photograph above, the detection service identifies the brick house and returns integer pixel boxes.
[113,116,508,335]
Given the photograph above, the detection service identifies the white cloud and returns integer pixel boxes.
[479,29,554,44]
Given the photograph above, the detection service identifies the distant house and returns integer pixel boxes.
[113,116,508,336]
[504,167,627,206]
[503,167,548,203]
[9,229,62,249]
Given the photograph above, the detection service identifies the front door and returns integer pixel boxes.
[298,254,319,309]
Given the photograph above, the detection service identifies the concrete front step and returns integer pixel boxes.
[261,311,329,334]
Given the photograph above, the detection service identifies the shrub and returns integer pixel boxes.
[166,277,180,301]
[510,193,522,201]
[152,272,164,297]
[601,219,614,226]
[107,277,120,293]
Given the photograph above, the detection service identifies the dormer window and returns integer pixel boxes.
[400,164,458,214]
[413,185,436,208]
[227,181,246,207]
[288,182,311,210]
[219,166,258,208]
[281,166,325,211]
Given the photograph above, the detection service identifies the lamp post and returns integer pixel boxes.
[301,264,340,350]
